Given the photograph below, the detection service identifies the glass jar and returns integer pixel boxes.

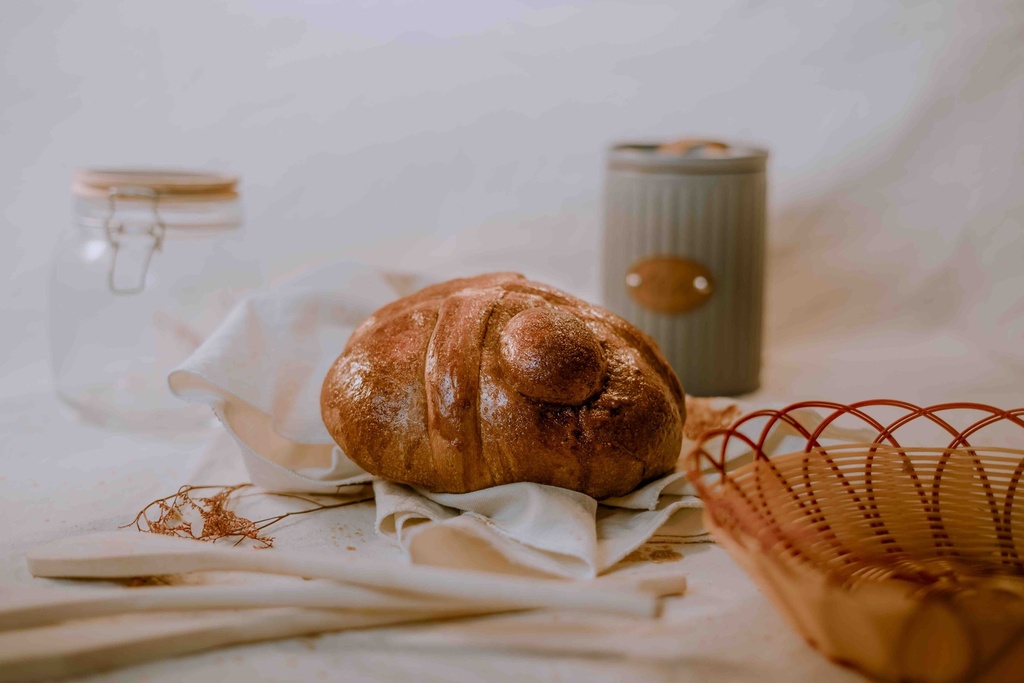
[48,169,263,434]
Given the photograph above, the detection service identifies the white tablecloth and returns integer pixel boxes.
[3,265,1022,683]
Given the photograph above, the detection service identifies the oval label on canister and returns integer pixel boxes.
[625,255,714,314]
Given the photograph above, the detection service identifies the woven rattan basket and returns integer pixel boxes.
[686,401,1024,683]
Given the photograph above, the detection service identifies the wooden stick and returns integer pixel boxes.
[0,605,477,682]
[27,533,658,618]
[0,581,482,632]
[3,569,687,633]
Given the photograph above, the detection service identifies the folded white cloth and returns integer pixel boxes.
[169,262,744,578]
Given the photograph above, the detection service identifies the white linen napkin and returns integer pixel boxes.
[169,261,744,579]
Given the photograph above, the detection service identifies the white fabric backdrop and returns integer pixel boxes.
[3,1,1022,377]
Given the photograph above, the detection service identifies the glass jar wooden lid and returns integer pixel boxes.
[72,168,239,202]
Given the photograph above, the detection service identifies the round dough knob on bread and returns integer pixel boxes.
[498,306,606,406]
[320,272,685,499]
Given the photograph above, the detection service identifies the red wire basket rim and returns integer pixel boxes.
[684,400,1024,588]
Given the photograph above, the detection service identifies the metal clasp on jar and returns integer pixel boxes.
[102,187,166,295]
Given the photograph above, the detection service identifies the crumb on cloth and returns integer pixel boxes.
[683,397,741,440]
[621,544,684,564]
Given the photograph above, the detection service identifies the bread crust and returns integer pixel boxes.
[321,273,685,499]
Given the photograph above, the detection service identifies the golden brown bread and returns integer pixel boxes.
[320,273,685,499]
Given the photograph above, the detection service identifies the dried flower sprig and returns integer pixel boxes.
[123,484,373,548]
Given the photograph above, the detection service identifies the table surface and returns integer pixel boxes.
[3,292,1022,682]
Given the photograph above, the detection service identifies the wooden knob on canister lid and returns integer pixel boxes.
[656,139,730,156]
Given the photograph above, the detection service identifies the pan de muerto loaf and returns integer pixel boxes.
[320,273,685,499]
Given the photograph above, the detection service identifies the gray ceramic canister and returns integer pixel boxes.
[602,140,768,396]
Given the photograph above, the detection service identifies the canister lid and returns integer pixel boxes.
[608,139,768,175]
[73,168,239,202]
